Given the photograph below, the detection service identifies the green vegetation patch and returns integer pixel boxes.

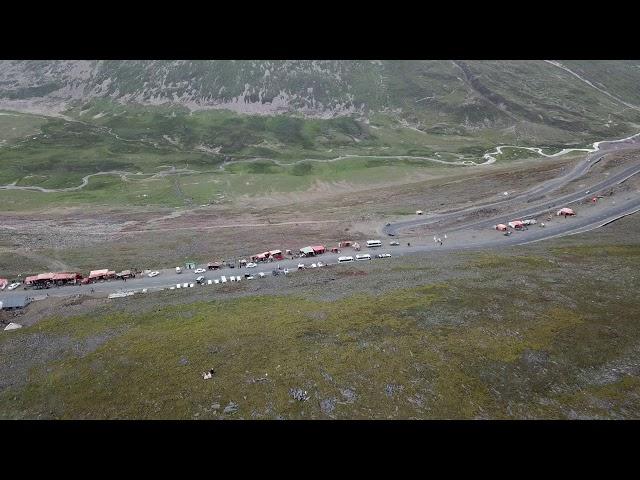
[3,245,640,420]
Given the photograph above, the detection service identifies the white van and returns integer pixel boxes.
[356,254,371,261]
[338,256,354,263]
[175,267,182,274]
[366,240,382,248]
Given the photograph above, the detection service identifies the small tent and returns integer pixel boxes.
[4,323,23,331]
[299,246,315,257]
[508,220,525,229]
[557,207,575,216]
[268,250,284,260]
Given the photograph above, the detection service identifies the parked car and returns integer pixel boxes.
[194,268,206,274]
[389,241,400,246]
[196,276,206,284]
[298,263,305,270]
[246,262,258,268]
[175,267,182,274]
[356,254,372,261]
[148,271,160,277]
[7,282,21,291]
[377,253,391,258]
[317,262,324,267]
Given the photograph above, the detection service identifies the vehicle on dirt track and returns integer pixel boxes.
[390,241,400,246]
[194,268,206,274]
[148,271,160,278]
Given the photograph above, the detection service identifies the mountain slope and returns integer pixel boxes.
[0,60,639,139]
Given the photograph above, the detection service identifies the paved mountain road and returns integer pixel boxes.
[383,134,640,236]
[2,194,639,303]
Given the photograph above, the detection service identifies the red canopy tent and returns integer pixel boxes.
[52,272,83,284]
[88,269,115,281]
[25,273,55,285]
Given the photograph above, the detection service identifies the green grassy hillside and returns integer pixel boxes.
[1,61,639,208]
[2,241,639,419]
